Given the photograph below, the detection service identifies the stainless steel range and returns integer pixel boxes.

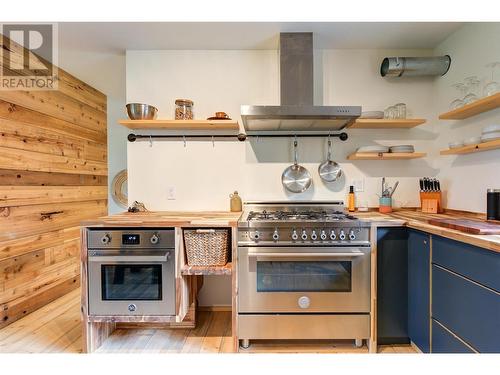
[237,201,372,349]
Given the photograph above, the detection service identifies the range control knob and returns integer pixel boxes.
[301,230,308,241]
[330,231,337,240]
[320,230,327,241]
[349,230,356,240]
[128,304,137,312]
[298,296,311,309]
[252,231,260,241]
[339,230,346,241]
[272,230,279,241]
[291,229,298,241]
[100,233,111,245]
[310,230,318,240]
[150,233,160,244]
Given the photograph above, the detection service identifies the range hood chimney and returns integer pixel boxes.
[241,32,361,134]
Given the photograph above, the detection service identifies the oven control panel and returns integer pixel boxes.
[122,234,140,245]
[238,227,370,246]
[87,229,175,249]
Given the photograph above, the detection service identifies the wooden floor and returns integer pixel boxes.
[0,289,416,354]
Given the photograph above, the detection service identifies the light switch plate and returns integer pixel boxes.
[166,186,176,200]
[353,179,364,192]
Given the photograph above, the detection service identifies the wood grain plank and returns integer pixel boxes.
[200,311,231,353]
[0,146,107,176]
[0,117,107,162]
[181,311,213,353]
[0,100,106,144]
[0,257,80,302]
[0,169,107,186]
[0,35,106,113]
[0,186,107,207]
[0,226,79,261]
[0,200,107,242]
[0,276,79,329]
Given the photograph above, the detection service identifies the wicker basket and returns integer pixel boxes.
[184,229,229,266]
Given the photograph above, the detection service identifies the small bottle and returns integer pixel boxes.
[348,185,355,212]
[229,191,242,212]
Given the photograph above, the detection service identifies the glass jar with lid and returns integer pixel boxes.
[175,99,194,120]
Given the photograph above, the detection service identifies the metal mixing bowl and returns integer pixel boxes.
[126,103,158,120]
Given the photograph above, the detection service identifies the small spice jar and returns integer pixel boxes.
[175,99,194,120]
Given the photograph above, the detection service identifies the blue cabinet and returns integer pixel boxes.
[377,227,409,344]
[431,235,500,353]
[431,319,474,353]
[408,229,430,353]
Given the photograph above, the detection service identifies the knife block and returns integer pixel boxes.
[420,192,443,213]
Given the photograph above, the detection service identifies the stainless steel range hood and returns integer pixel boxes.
[241,33,361,134]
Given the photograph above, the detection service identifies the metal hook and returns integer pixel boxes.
[212,136,215,148]
[149,135,153,147]
[183,135,187,148]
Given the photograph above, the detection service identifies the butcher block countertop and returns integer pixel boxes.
[81,211,242,228]
[81,209,500,253]
[353,210,500,254]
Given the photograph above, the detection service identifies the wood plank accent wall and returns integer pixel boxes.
[0,35,108,328]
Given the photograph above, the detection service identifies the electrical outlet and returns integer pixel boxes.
[353,179,364,192]
[166,186,176,200]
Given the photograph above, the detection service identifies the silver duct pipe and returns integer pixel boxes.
[380,55,451,77]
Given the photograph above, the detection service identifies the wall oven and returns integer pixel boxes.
[87,229,176,316]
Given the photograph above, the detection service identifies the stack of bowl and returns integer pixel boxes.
[481,124,500,143]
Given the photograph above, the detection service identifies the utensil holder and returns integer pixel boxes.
[379,197,393,213]
[420,192,443,213]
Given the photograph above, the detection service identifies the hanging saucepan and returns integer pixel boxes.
[282,138,312,193]
[318,135,342,182]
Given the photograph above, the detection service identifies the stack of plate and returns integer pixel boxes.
[481,124,500,143]
[359,111,384,119]
[389,145,415,153]
[356,145,389,153]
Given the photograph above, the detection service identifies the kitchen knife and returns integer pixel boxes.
[436,180,441,191]
[419,178,424,192]
[424,177,428,192]
[431,178,436,192]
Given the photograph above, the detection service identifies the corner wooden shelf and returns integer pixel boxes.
[439,92,500,120]
[348,118,426,129]
[181,262,232,276]
[347,152,426,160]
[440,139,500,155]
[119,119,239,130]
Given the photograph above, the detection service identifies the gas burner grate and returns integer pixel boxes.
[246,209,358,222]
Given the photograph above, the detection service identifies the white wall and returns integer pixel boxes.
[434,23,500,212]
[58,50,127,214]
[126,48,436,213]
[126,48,437,306]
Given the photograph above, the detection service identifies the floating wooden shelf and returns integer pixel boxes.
[347,152,427,160]
[439,92,500,120]
[440,139,500,155]
[348,118,426,129]
[119,119,240,130]
[181,262,232,276]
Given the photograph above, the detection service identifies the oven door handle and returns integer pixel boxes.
[88,253,170,263]
[248,252,364,261]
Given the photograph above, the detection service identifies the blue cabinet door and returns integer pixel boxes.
[432,319,474,353]
[408,229,430,353]
[377,227,409,344]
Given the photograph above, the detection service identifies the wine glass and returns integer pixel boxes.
[463,76,480,104]
[483,62,500,97]
[450,83,465,110]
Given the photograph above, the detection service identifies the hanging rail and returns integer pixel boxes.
[127,132,349,142]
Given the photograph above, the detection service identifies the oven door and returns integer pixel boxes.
[88,250,175,316]
[238,247,370,313]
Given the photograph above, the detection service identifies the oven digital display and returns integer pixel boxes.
[122,234,140,245]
